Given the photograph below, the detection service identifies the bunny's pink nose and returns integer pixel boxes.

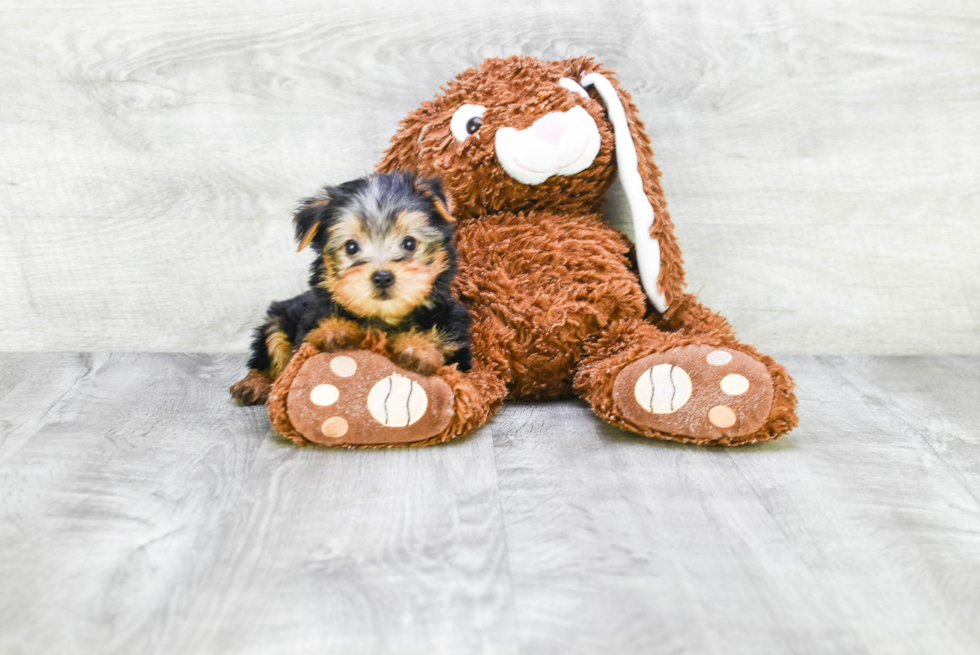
[530,112,569,145]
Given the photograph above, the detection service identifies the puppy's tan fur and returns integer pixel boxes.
[318,210,450,324]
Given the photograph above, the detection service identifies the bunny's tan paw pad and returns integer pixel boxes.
[284,350,454,446]
[612,345,774,444]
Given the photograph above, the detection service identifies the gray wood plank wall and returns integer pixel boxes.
[1,0,978,353]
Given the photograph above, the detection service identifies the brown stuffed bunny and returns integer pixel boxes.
[266,55,798,447]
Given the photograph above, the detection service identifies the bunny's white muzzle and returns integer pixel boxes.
[494,106,602,186]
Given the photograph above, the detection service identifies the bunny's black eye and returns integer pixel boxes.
[450,104,487,142]
[344,240,359,256]
[401,236,417,252]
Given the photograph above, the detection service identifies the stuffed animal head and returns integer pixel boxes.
[377,55,686,312]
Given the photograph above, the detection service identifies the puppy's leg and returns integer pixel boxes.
[231,318,293,405]
[441,299,473,371]
[230,369,273,406]
[304,317,367,352]
[388,328,457,376]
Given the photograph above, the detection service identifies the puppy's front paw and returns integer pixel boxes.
[305,318,366,353]
[231,369,272,405]
[389,332,446,375]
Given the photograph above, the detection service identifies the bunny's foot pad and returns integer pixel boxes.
[613,345,773,443]
[285,350,455,446]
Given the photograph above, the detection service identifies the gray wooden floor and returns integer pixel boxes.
[1,354,978,654]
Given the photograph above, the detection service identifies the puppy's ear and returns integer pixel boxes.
[293,193,331,251]
[413,173,456,224]
[561,57,685,314]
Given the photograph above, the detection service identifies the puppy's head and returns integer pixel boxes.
[294,171,456,324]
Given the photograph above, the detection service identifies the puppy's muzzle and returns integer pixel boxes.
[372,270,395,290]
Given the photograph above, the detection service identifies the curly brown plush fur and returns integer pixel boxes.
[272,55,797,447]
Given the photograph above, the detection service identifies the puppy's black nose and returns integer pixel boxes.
[372,270,395,289]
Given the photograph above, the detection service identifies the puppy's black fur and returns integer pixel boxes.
[235,172,471,405]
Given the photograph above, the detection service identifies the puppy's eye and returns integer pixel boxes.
[344,240,359,256]
[400,236,417,252]
[450,104,487,142]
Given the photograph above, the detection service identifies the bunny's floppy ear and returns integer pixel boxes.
[565,59,686,314]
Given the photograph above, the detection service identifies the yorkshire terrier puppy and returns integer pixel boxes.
[231,171,471,406]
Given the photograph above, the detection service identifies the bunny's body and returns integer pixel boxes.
[453,209,647,399]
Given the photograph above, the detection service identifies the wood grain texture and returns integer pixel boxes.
[0,354,980,655]
[0,0,978,353]
[490,354,980,654]
[1,353,979,653]
[0,353,517,655]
